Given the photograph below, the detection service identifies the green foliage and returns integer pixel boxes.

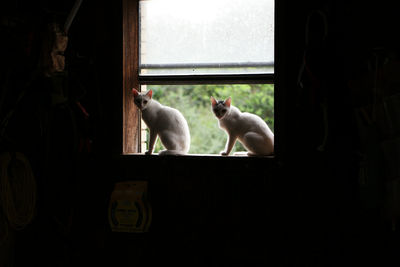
[144,84,274,154]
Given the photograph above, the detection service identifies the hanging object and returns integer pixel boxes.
[108,181,152,233]
[64,0,84,33]
[0,152,36,231]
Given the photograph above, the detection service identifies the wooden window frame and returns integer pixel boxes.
[123,0,140,154]
[122,0,276,155]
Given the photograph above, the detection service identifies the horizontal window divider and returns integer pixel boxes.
[138,73,274,85]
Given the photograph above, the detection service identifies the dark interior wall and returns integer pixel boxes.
[0,1,120,266]
[279,1,400,265]
[1,0,400,266]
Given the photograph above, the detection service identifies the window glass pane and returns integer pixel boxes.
[140,84,274,154]
[139,0,274,75]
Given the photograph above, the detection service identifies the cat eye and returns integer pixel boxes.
[143,100,148,104]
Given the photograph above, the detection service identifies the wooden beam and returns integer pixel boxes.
[122,0,140,154]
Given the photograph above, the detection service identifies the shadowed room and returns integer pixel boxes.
[1,0,400,266]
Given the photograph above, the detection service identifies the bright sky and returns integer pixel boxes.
[140,0,274,65]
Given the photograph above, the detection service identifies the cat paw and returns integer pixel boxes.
[220,151,229,156]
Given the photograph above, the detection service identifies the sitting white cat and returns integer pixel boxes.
[132,89,190,155]
[211,96,274,156]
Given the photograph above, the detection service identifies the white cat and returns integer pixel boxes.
[132,89,190,155]
[211,96,274,156]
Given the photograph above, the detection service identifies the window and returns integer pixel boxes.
[123,0,274,155]
[139,0,274,76]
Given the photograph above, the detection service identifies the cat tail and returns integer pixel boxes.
[158,150,187,156]
[233,151,271,157]
[233,151,248,156]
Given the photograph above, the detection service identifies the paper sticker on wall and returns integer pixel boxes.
[108,181,152,233]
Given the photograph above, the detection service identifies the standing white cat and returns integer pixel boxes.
[211,96,274,156]
[132,89,190,155]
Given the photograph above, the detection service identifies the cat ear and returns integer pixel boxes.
[132,88,139,97]
[224,97,232,107]
[211,96,217,107]
[146,90,153,99]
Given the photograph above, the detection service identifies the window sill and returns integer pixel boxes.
[122,153,275,159]
[116,153,277,169]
